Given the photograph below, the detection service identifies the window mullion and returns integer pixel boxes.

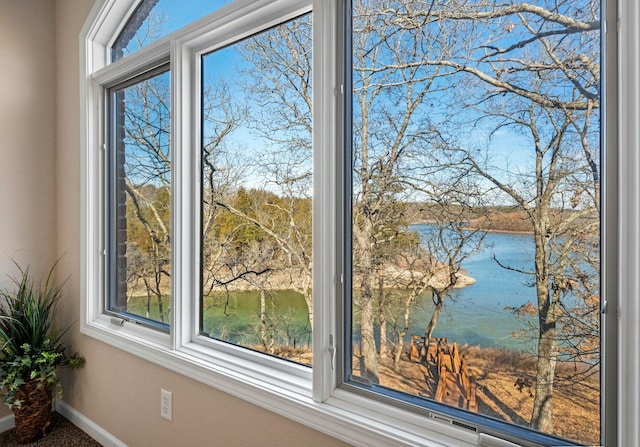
[171,37,200,350]
[617,2,639,447]
[312,0,340,403]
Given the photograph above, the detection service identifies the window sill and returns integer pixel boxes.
[81,318,479,447]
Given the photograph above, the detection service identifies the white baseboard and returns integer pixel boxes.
[0,400,125,446]
[55,400,127,447]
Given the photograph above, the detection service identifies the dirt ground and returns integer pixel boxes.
[368,346,600,446]
[276,343,600,446]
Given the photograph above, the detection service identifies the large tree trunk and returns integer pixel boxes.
[531,323,557,432]
[354,218,379,383]
[360,270,379,382]
[530,225,559,432]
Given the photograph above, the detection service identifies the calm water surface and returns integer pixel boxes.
[202,226,538,352]
[411,224,536,351]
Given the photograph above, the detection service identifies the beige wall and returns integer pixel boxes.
[0,0,349,444]
[0,0,58,421]
[0,0,57,288]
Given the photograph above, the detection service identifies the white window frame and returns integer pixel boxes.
[79,1,639,446]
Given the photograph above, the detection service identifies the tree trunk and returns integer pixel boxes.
[394,295,413,365]
[531,327,557,432]
[13,379,52,444]
[378,273,387,359]
[154,261,164,323]
[421,293,444,359]
[424,300,443,342]
[302,272,313,329]
[360,276,379,382]
[143,278,152,319]
[394,329,404,365]
[354,216,379,382]
[260,288,268,351]
[530,225,558,432]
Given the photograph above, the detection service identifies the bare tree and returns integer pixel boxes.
[348,0,472,383]
[419,202,484,346]
[231,15,314,327]
[116,70,171,322]
[395,0,601,432]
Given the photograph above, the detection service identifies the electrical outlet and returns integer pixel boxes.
[161,389,172,421]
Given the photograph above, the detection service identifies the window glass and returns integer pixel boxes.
[200,14,313,365]
[347,1,601,445]
[109,67,171,327]
[112,0,232,61]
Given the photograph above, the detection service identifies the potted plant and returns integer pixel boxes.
[0,261,84,444]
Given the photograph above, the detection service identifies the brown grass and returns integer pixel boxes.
[275,343,600,446]
[348,345,600,446]
[464,346,600,445]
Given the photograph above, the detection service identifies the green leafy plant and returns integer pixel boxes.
[0,260,84,409]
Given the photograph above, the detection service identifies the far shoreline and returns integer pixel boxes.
[410,221,534,236]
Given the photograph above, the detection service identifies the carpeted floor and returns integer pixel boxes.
[0,412,102,446]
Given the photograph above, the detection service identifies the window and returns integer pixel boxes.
[111,0,232,61]
[108,67,171,328]
[100,1,314,365]
[199,13,313,362]
[345,2,603,446]
[81,1,632,446]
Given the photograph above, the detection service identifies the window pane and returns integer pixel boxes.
[348,1,601,445]
[111,0,232,61]
[200,14,312,365]
[109,68,171,327]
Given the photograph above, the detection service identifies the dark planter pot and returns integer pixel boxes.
[12,379,52,444]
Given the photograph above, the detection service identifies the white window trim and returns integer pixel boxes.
[79,1,639,446]
[617,1,640,446]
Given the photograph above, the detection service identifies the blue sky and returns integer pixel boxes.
[117,0,232,56]
[120,0,599,205]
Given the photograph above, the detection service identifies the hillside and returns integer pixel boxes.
[407,203,598,234]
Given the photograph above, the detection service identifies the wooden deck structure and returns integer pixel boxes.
[411,335,478,412]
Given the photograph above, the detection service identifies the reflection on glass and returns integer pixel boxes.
[110,68,171,327]
[200,14,313,365]
[112,0,233,61]
[348,1,601,445]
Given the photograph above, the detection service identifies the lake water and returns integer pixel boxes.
[409,224,537,351]
[203,225,538,352]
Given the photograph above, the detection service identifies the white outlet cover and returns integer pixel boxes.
[161,388,172,421]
